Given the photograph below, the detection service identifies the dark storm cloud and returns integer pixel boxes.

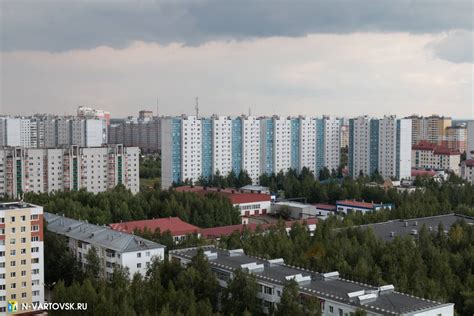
[1,0,472,52]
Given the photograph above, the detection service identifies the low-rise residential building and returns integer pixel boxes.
[0,144,139,198]
[460,159,474,185]
[335,200,394,215]
[412,141,461,174]
[0,202,45,314]
[44,213,165,279]
[175,186,272,221]
[170,246,454,315]
[110,217,200,244]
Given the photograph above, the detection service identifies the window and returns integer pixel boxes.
[10,250,15,256]
[22,292,27,298]
[329,306,334,313]
[146,251,150,257]
[31,236,39,242]
[30,214,39,220]
[137,263,142,268]
[21,215,26,221]
[21,259,26,265]
[11,283,16,289]
[21,271,26,276]
[137,252,141,258]
[21,226,26,232]
[10,216,15,222]
[31,247,39,253]
[31,225,39,232]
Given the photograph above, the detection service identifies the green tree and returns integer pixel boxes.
[222,268,262,315]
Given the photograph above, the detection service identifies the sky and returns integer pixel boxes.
[1,0,473,118]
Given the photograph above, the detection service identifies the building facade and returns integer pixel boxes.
[0,145,139,198]
[406,114,452,145]
[412,142,461,175]
[349,116,412,180]
[161,115,342,188]
[0,202,45,314]
[444,124,467,153]
[44,213,165,279]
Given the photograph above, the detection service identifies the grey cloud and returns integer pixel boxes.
[1,0,473,51]
[427,30,474,63]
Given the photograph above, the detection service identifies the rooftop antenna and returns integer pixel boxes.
[195,97,199,118]
[248,107,251,116]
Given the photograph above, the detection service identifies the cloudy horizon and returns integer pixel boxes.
[1,0,473,118]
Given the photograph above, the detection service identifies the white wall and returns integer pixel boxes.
[120,248,164,277]
[299,117,316,173]
[273,117,292,173]
[324,116,341,173]
[181,116,202,183]
[212,116,232,176]
[242,117,261,183]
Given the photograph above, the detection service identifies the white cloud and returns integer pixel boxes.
[1,33,472,118]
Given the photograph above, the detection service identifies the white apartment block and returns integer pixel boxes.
[412,143,461,175]
[349,116,412,180]
[0,145,139,199]
[349,116,371,178]
[0,202,45,314]
[273,116,292,173]
[182,116,202,183]
[44,212,165,279]
[212,116,233,176]
[241,116,261,183]
[0,115,107,149]
[299,117,316,174]
[323,116,340,173]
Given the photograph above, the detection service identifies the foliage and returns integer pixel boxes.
[139,155,161,179]
[24,185,240,228]
[222,268,262,315]
[195,170,253,189]
[219,219,474,315]
[51,255,219,315]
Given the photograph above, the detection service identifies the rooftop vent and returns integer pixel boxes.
[378,284,395,294]
[414,221,418,226]
[428,226,433,232]
[404,221,408,227]
[411,229,418,235]
[241,262,264,273]
[358,293,378,304]
[266,258,284,267]
[203,250,217,260]
[226,249,244,257]
[322,271,340,280]
[285,273,311,284]
[348,290,366,301]
[389,231,395,237]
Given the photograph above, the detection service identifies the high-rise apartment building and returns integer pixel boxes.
[0,115,107,149]
[0,145,139,199]
[349,116,412,180]
[444,124,467,153]
[108,114,161,153]
[161,115,342,188]
[0,202,45,314]
[406,114,452,145]
[466,121,474,159]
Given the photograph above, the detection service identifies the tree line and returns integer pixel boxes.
[24,185,240,228]
[219,219,474,315]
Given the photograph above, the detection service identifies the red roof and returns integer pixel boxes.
[109,217,200,236]
[175,186,271,204]
[411,169,437,177]
[336,200,376,209]
[463,159,474,167]
[412,141,460,155]
[313,203,337,211]
[199,219,318,239]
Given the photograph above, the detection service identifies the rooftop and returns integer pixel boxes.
[412,141,460,155]
[170,246,451,315]
[313,203,337,211]
[44,212,165,253]
[340,214,474,241]
[0,202,41,210]
[175,186,271,204]
[109,217,200,236]
[336,200,384,209]
[199,219,317,239]
[411,169,438,177]
[462,159,474,167]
